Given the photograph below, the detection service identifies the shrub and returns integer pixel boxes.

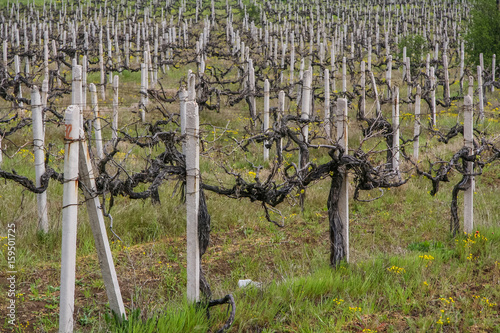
[398,34,428,67]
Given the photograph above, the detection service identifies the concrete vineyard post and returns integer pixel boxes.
[278,90,285,162]
[263,79,270,161]
[477,66,484,122]
[248,58,256,121]
[324,68,331,138]
[336,98,349,263]
[386,55,392,98]
[89,83,104,160]
[492,54,496,93]
[32,86,48,233]
[463,95,474,234]
[392,86,400,175]
[179,88,188,155]
[430,66,436,126]
[360,62,366,119]
[413,85,421,161]
[185,99,200,303]
[342,56,346,93]
[369,71,381,116]
[301,68,312,145]
[112,76,119,141]
[78,137,126,321]
[59,105,80,333]
[140,63,148,122]
[443,55,450,105]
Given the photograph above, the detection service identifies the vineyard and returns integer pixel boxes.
[0,0,500,331]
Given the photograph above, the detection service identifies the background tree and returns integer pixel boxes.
[464,0,500,67]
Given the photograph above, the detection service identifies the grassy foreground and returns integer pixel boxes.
[0,156,500,332]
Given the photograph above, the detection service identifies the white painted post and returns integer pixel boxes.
[32,86,48,233]
[78,137,126,321]
[336,97,349,263]
[463,95,474,234]
[112,76,119,141]
[185,99,200,302]
[59,105,80,333]
[413,85,421,161]
[89,83,104,160]
[263,79,270,161]
[477,66,484,121]
[324,68,331,138]
[392,86,400,175]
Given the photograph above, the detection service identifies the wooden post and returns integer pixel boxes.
[336,97,349,263]
[89,83,104,160]
[59,105,80,333]
[185,99,200,302]
[392,86,400,175]
[263,79,270,161]
[413,85,421,161]
[112,76,119,141]
[78,138,126,321]
[32,86,48,233]
[463,95,474,234]
[477,66,484,121]
[324,68,331,138]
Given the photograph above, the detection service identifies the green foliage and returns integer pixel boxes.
[398,34,428,66]
[464,0,500,67]
[240,1,260,24]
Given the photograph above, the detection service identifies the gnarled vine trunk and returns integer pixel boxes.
[328,168,346,267]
